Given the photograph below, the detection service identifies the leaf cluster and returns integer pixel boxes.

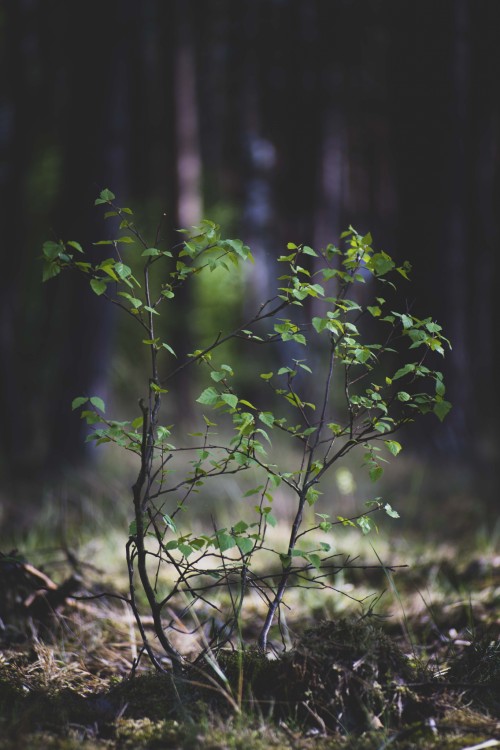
[42,191,452,663]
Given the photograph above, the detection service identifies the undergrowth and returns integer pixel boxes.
[1,536,499,749]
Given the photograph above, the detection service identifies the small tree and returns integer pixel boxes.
[42,190,451,675]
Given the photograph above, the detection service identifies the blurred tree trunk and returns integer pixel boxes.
[0,0,58,480]
[387,1,462,455]
[194,0,246,226]
[43,1,134,473]
[0,1,33,478]
[468,1,500,498]
[387,0,499,501]
[159,0,202,424]
[442,0,470,455]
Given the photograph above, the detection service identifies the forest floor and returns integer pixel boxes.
[0,521,499,750]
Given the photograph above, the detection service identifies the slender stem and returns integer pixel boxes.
[258,486,308,651]
[161,297,290,385]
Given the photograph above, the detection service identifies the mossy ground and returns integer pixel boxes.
[1,537,499,750]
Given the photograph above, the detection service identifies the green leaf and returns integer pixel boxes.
[370,252,394,276]
[233,521,249,533]
[141,247,160,256]
[436,378,446,397]
[67,241,83,253]
[423,321,438,333]
[210,371,226,383]
[235,412,254,434]
[385,440,402,456]
[397,262,411,280]
[384,503,400,519]
[312,317,327,333]
[90,278,107,296]
[216,532,236,552]
[259,412,275,428]
[308,283,324,297]
[115,263,132,279]
[392,364,415,380]
[239,399,256,410]
[162,342,177,357]
[221,393,238,409]
[434,399,452,422]
[157,425,171,440]
[196,387,220,406]
[369,465,383,482]
[71,397,88,411]
[265,513,277,527]
[100,265,119,281]
[80,410,101,425]
[306,487,321,506]
[42,240,64,260]
[95,188,115,205]
[354,348,371,364]
[307,553,322,569]
[163,514,177,533]
[89,396,105,413]
[118,292,142,308]
[301,245,318,257]
[243,486,263,497]
[150,382,168,393]
[236,537,254,555]
[42,261,61,282]
[321,268,338,281]
[190,537,207,551]
[337,516,356,528]
[397,391,411,402]
[357,516,374,534]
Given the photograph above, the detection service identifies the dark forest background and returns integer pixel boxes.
[1,0,499,529]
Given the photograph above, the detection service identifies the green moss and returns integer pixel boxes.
[103,674,180,721]
[1,611,499,748]
[268,617,431,733]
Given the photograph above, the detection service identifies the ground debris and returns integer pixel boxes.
[273,617,433,732]
[0,550,82,643]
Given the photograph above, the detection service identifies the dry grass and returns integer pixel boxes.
[1,521,499,749]
[1,448,499,748]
